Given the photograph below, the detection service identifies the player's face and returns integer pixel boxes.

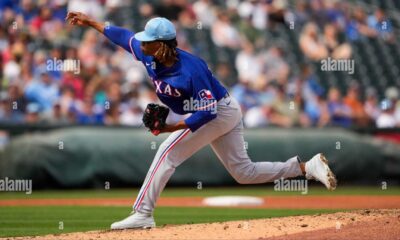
[141,41,161,56]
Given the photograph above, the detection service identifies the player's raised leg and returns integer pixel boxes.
[211,120,304,184]
[210,102,336,189]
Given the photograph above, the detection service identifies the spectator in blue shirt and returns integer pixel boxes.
[327,87,352,127]
[24,71,59,112]
[367,8,394,41]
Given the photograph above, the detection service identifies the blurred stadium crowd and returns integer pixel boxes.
[1,0,400,128]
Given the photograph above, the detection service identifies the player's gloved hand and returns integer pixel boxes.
[142,103,170,136]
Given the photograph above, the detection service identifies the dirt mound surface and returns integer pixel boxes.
[10,209,399,240]
[265,213,400,240]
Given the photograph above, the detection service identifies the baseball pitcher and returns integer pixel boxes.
[66,12,337,229]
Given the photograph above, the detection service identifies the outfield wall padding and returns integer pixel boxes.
[0,127,399,188]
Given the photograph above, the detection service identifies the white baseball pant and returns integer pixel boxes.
[133,95,303,214]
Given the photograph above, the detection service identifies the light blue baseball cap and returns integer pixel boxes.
[134,17,176,42]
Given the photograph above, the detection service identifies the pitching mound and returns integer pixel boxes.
[12,209,399,240]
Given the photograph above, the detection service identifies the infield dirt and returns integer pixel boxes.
[1,195,399,209]
[5,209,400,240]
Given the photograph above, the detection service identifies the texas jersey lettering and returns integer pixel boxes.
[153,79,182,97]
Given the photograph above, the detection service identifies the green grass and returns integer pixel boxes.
[0,186,398,199]
[0,186,397,237]
[0,206,339,237]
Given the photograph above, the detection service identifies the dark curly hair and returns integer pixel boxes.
[154,38,178,65]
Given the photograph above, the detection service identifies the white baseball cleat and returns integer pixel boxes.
[305,153,337,190]
[111,211,156,230]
